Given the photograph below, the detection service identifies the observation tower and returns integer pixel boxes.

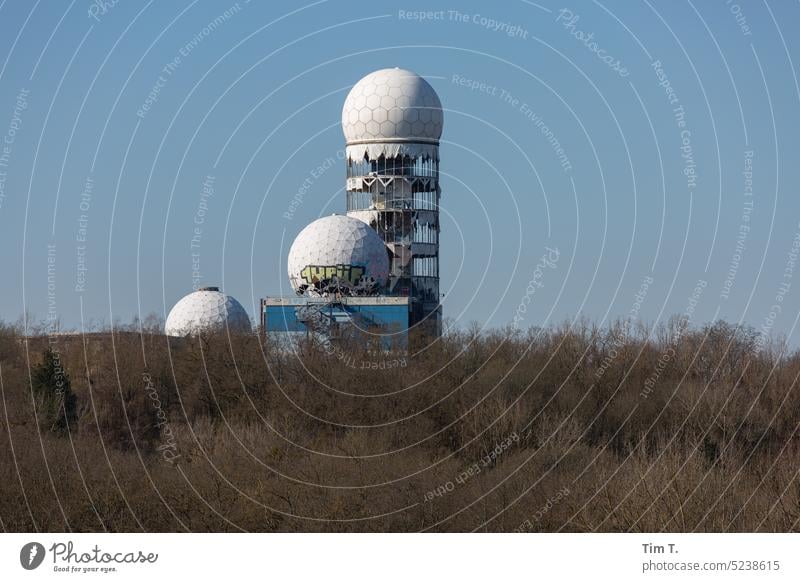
[341,68,443,334]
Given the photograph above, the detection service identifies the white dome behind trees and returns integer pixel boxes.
[164,287,250,337]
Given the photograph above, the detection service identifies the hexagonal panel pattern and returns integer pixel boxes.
[342,68,443,144]
[288,214,390,294]
[165,288,250,336]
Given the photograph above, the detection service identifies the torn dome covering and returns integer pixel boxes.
[345,141,439,162]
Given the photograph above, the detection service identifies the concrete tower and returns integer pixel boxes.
[341,68,443,334]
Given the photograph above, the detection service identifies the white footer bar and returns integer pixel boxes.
[1,533,796,581]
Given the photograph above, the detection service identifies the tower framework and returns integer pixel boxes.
[342,68,443,334]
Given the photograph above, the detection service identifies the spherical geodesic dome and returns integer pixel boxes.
[165,287,250,337]
[288,214,390,295]
[342,68,443,145]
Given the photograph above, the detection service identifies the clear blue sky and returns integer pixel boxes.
[1,0,798,341]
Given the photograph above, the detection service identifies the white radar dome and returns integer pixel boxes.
[165,287,250,337]
[342,68,443,145]
[288,214,390,295]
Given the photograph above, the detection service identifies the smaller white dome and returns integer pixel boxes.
[342,68,443,145]
[165,287,250,337]
[288,215,389,295]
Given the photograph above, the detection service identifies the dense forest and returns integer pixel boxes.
[0,318,797,532]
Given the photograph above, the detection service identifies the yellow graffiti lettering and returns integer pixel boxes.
[300,264,366,286]
[348,266,365,285]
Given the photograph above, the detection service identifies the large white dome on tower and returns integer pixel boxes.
[288,214,389,295]
[342,68,443,147]
[165,287,250,336]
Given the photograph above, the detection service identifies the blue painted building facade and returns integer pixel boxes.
[261,296,410,350]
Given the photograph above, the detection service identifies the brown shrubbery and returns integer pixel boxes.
[0,319,798,532]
